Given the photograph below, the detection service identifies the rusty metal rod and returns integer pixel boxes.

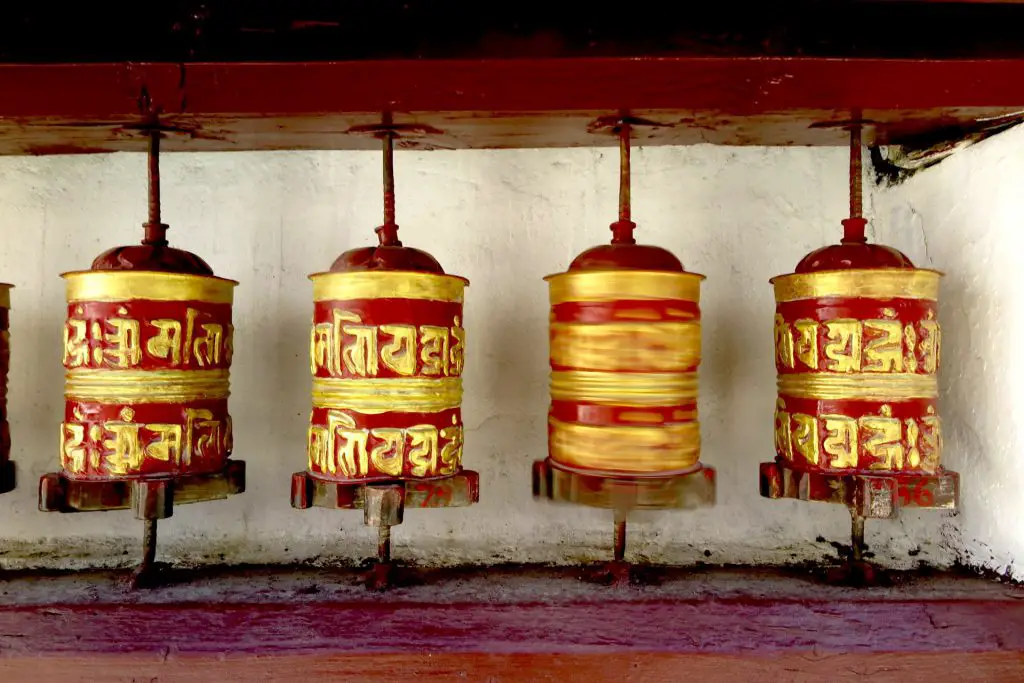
[849,124,862,220]
[618,122,631,224]
[610,121,636,245]
[142,131,168,246]
[613,511,627,563]
[141,518,158,572]
[850,511,866,563]
[376,131,401,247]
[378,524,392,564]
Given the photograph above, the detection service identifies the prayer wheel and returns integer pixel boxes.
[770,229,943,475]
[307,267,468,482]
[543,120,704,478]
[60,270,236,479]
[533,118,715,580]
[546,263,704,476]
[39,130,245,586]
[0,284,13,493]
[292,128,478,589]
[759,127,957,578]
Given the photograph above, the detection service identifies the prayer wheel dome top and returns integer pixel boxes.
[329,244,445,274]
[794,218,915,273]
[89,244,214,275]
[568,243,685,272]
[568,221,685,272]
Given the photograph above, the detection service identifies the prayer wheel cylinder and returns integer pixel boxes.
[307,248,468,482]
[0,284,11,471]
[60,269,236,480]
[545,241,704,476]
[770,221,943,474]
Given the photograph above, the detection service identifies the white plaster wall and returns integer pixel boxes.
[873,125,1024,580]
[0,145,963,571]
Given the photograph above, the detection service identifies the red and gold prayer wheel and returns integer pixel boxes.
[307,269,467,481]
[546,266,704,476]
[38,130,246,585]
[771,250,943,475]
[533,118,715,575]
[0,284,13,493]
[291,128,478,586]
[59,271,236,480]
[760,131,956,578]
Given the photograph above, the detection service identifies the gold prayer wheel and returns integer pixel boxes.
[545,266,705,476]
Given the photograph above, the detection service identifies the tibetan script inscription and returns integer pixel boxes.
[310,310,465,379]
[64,304,233,371]
[774,315,940,375]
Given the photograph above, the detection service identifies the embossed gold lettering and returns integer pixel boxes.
[147,319,183,366]
[379,324,417,376]
[369,428,405,477]
[793,319,819,370]
[408,425,440,477]
[823,319,862,372]
[821,414,858,469]
[863,320,903,373]
[774,314,794,369]
[103,318,141,368]
[419,326,450,376]
[145,424,183,465]
[774,399,793,461]
[791,413,819,466]
[862,405,904,470]
[63,320,89,368]
[919,320,940,374]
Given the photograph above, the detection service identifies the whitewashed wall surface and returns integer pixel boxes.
[0,134,1015,577]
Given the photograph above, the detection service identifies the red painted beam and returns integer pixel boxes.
[0,598,1021,680]
[5,58,1024,117]
[1,58,1024,153]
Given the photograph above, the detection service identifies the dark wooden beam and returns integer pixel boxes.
[3,3,1024,154]
[5,2,1024,62]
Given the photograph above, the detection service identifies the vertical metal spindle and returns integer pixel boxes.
[613,510,627,563]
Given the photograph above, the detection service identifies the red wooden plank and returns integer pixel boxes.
[0,58,1023,153]
[1,652,1022,683]
[0,599,1021,654]
[0,568,1019,680]
[0,598,1021,680]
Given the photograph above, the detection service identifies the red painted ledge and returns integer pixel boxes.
[0,566,1021,681]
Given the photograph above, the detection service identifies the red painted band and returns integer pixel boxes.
[309,407,460,430]
[65,299,233,372]
[550,401,697,427]
[312,298,464,380]
[61,398,231,480]
[552,300,700,324]
[313,298,461,327]
[776,297,935,323]
[308,407,463,482]
[778,395,935,419]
